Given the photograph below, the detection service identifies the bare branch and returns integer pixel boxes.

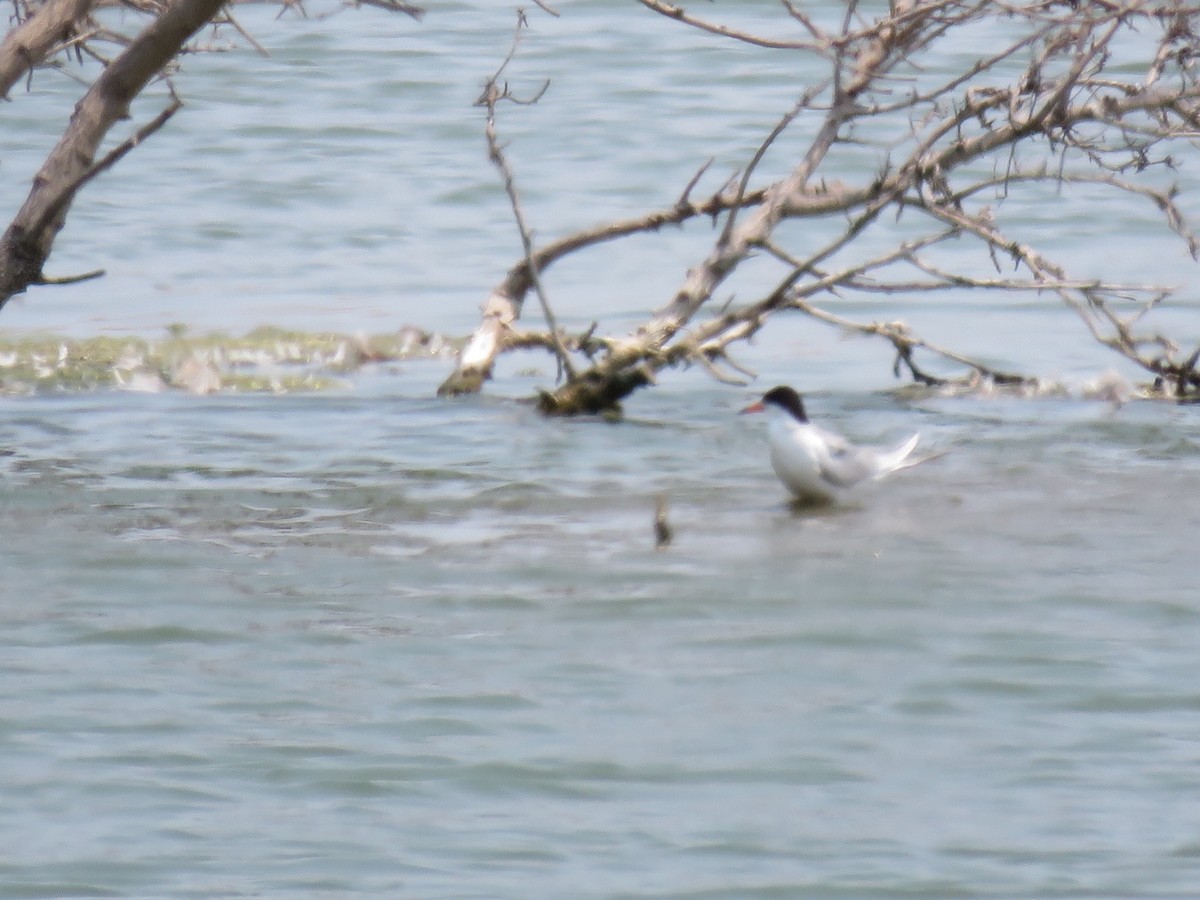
[0,0,96,98]
[789,296,1030,386]
[217,6,270,57]
[2,0,228,307]
[341,0,423,20]
[529,0,560,17]
[636,0,824,51]
[34,267,105,286]
[477,11,574,382]
[676,157,714,209]
[718,83,828,248]
[446,0,1200,410]
[1,0,427,323]
[29,93,183,240]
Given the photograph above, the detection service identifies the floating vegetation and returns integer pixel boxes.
[889,367,1179,404]
[0,325,463,396]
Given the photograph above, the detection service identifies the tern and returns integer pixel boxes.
[741,385,921,504]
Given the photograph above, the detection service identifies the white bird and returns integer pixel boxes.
[741,385,921,504]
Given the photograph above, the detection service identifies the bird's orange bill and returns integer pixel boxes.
[739,401,765,414]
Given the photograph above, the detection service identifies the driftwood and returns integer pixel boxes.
[442,0,1200,413]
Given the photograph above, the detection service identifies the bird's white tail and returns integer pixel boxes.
[875,433,921,475]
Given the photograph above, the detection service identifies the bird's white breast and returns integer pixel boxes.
[766,415,838,502]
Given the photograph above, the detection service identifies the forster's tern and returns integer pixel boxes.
[741,385,921,504]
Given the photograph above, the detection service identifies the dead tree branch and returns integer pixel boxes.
[1,0,425,310]
[1,0,229,308]
[636,0,824,51]
[0,0,96,98]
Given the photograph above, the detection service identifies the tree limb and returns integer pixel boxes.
[0,0,97,98]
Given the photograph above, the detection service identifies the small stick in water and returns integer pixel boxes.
[654,494,673,550]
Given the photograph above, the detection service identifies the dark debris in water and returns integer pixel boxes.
[0,325,464,396]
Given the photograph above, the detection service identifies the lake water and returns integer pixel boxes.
[3,2,1200,897]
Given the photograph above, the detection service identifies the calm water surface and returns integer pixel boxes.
[3,1,1200,896]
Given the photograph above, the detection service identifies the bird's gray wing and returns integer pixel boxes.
[812,429,879,488]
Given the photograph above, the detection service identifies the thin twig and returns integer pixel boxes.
[719,86,823,248]
[34,268,105,285]
[636,0,824,51]
[218,6,269,57]
[30,92,183,239]
[676,157,714,210]
[480,12,575,381]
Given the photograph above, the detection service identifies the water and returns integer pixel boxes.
[4,376,1199,896]
[4,2,1200,896]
